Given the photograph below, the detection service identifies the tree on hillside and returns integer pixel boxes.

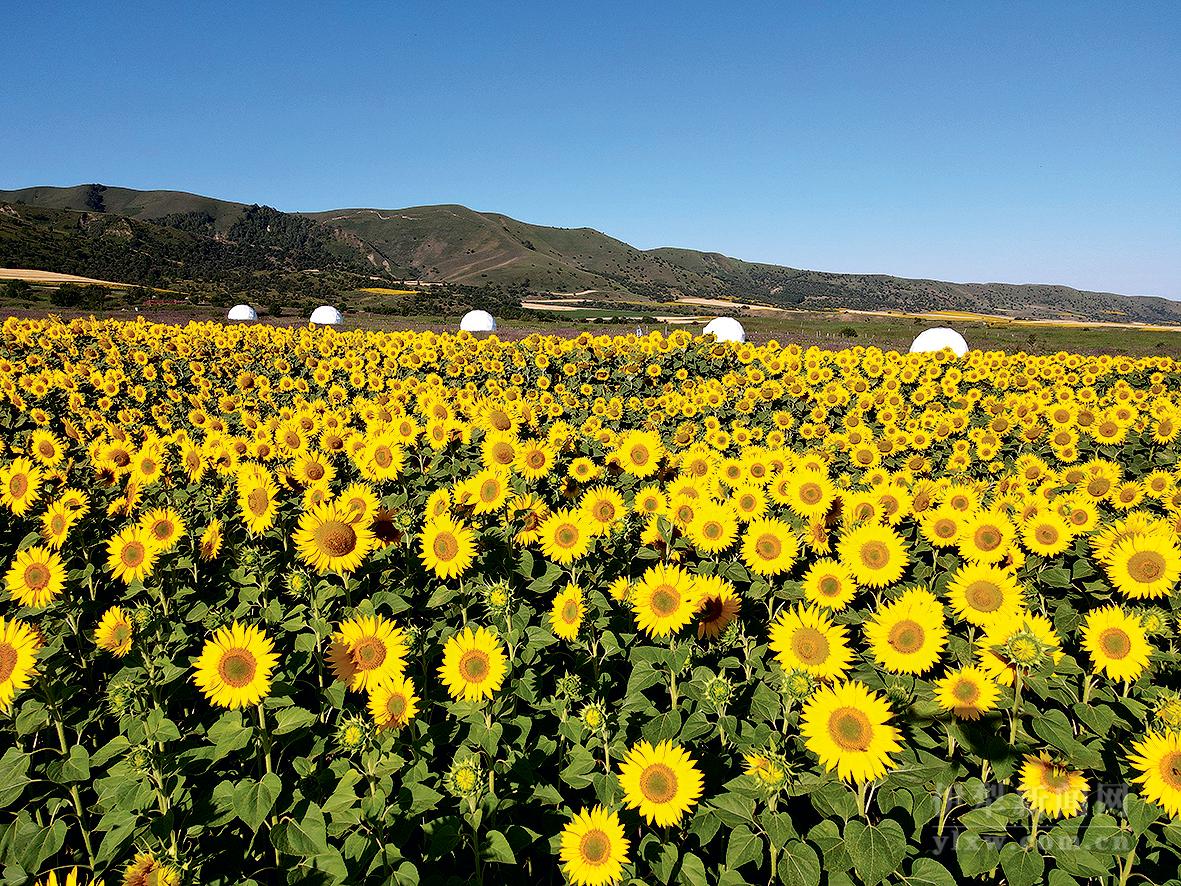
[2,280,33,301]
[84,184,107,212]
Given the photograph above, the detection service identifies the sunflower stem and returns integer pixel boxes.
[1118,845,1137,886]
[1028,810,1040,850]
[856,780,870,819]
[48,696,95,869]
[1009,672,1024,746]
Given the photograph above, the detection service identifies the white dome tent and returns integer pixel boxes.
[703,316,745,343]
[309,305,343,326]
[226,304,257,322]
[460,310,497,333]
[909,327,968,357]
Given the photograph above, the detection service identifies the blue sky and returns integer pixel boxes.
[2,1,1178,297]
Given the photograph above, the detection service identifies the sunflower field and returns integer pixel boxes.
[4,316,1181,886]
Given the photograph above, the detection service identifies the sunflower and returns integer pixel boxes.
[1081,605,1152,682]
[686,501,738,554]
[784,469,836,519]
[328,614,408,692]
[419,514,477,579]
[29,429,65,466]
[838,523,909,588]
[957,509,1016,564]
[550,583,586,640]
[559,806,631,886]
[695,575,740,640]
[106,525,160,585]
[977,613,1064,686]
[199,519,224,561]
[1018,753,1088,819]
[919,504,965,549]
[39,501,77,549]
[1104,531,1181,599]
[121,852,180,886]
[580,485,627,535]
[4,546,66,608]
[617,740,704,826]
[139,506,186,552]
[740,518,799,576]
[294,501,376,574]
[768,604,853,681]
[945,562,1025,628]
[631,563,701,638]
[538,508,593,565]
[507,492,550,545]
[1021,510,1073,557]
[865,589,948,675]
[800,680,902,783]
[94,606,135,657]
[469,468,511,516]
[801,559,858,611]
[613,430,664,479]
[514,438,556,480]
[367,673,420,730]
[934,666,1000,720]
[439,626,507,703]
[238,473,280,534]
[1129,730,1181,818]
[0,457,43,516]
[0,617,41,710]
[192,622,279,709]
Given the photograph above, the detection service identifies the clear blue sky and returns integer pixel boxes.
[3,1,1179,297]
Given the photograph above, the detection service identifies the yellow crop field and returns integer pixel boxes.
[2,316,1180,885]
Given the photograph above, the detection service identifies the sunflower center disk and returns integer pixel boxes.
[562,600,580,623]
[579,829,612,866]
[459,650,490,684]
[791,627,830,665]
[316,521,358,558]
[639,763,678,804]
[433,533,459,560]
[351,637,387,671]
[756,535,781,560]
[1160,753,1181,790]
[818,576,840,597]
[1098,628,1131,659]
[24,564,50,590]
[555,525,579,548]
[828,706,873,751]
[218,649,258,688]
[975,527,1001,551]
[1128,551,1164,583]
[952,679,980,704]
[888,620,925,654]
[650,586,680,618]
[965,580,1003,612]
[122,543,145,568]
[861,541,888,568]
[247,488,269,516]
[386,694,407,719]
[0,643,17,682]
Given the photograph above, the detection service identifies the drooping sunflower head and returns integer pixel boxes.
[121,852,181,886]
[694,575,740,640]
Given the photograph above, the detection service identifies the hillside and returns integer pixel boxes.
[3,183,1179,324]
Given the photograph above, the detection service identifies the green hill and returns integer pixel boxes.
[3,182,1179,324]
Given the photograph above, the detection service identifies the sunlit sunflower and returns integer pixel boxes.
[686,501,738,554]
[1104,531,1181,599]
[580,485,627,536]
[367,673,420,730]
[865,588,948,675]
[559,806,631,886]
[945,562,1025,628]
[613,430,664,479]
[1081,605,1152,682]
[138,506,186,552]
[694,575,740,640]
[538,508,593,565]
[551,583,586,640]
[617,740,704,826]
[94,606,135,657]
[0,616,41,709]
[4,545,66,608]
[958,509,1016,564]
[192,621,278,709]
[933,666,1000,720]
[801,559,858,611]
[419,514,477,579]
[1021,510,1073,557]
[294,501,376,574]
[199,518,224,561]
[631,563,701,638]
[800,680,902,783]
[328,614,408,692]
[106,525,160,585]
[1019,753,1088,819]
[439,626,507,703]
[238,473,280,534]
[768,604,853,681]
[784,469,836,519]
[39,500,77,550]
[514,438,556,480]
[838,523,909,588]
[29,429,65,467]
[0,457,43,516]
[740,518,799,576]
[469,468,511,516]
[1129,730,1181,818]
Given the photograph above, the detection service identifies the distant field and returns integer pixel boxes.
[0,268,130,287]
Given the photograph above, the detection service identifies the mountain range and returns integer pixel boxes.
[2,182,1178,324]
